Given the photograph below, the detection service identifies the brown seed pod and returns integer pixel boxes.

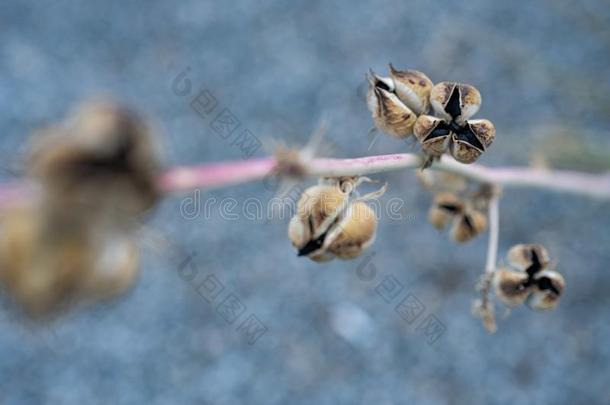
[367,71,417,139]
[289,179,383,261]
[288,184,349,259]
[388,64,433,115]
[450,208,487,243]
[430,82,481,125]
[449,119,496,164]
[428,192,464,230]
[493,268,531,307]
[527,270,565,310]
[507,244,551,274]
[29,101,162,220]
[326,201,377,260]
[0,201,140,317]
[413,115,451,158]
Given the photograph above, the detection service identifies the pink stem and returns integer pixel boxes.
[157,157,277,193]
[1,153,610,201]
[156,153,610,200]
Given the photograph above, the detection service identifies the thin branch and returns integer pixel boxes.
[476,190,501,333]
[485,192,500,275]
[158,158,277,194]
[157,152,610,200]
[2,152,610,202]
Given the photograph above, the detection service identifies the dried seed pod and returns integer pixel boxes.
[449,119,496,164]
[289,179,384,261]
[450,208,487,243]
[0,202,86,315]
[413,115,451,158]
[29,101,162,220]
[527,270,565,310]
[493,268,531,307]
[430,82,481,125]
[428,192,463,229]
[388,64,433,115]
[367,71,417,139]
[507,244,550,274]
[413,80,494,165]
[326,202,377,259]
[288,184,349,259]
[0,201,139,316]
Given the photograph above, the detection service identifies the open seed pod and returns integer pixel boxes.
[527,270,565,310]
[430,82,481,125]
[493,268,531,307]
[288,179,382,261]
[450,208,487,243]
[449,119,496,164]
[414,81,495,165]
[388,64,433,115]
[413,115,452,158]
[366,70,417,139]
[288,184,350,259]
[507,244,550,274]
[428,192,464,230]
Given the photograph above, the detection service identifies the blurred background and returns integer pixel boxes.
[1,0,610,404]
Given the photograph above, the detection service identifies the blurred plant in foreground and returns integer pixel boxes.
[0,101,161,316]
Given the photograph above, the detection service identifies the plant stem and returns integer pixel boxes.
[485,192,500,275]
[477,190,501,333]
[157,152,610,200]
[158,158,277,193]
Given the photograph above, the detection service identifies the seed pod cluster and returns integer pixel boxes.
[288,177,384,261]
[493,244,565,310]
[0,101,161,316]
[427,192,487,243]
[366,64,433,139]
[421,172,491,243]
[365,67,496,165]
[414,82,495,164]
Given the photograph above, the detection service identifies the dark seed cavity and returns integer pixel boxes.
[462,214,475,233]
[298,233,326,256]
[444,85,462,119]
[455,124,485,151]
[375,79,391,92]
[424,121,452,142]
[438,203,461,213]
[536,276,561,296]
[525,248,543,278]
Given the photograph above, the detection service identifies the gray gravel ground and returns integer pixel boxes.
[1,1,610,404]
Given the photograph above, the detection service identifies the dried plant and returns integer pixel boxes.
[1,66,609,332]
